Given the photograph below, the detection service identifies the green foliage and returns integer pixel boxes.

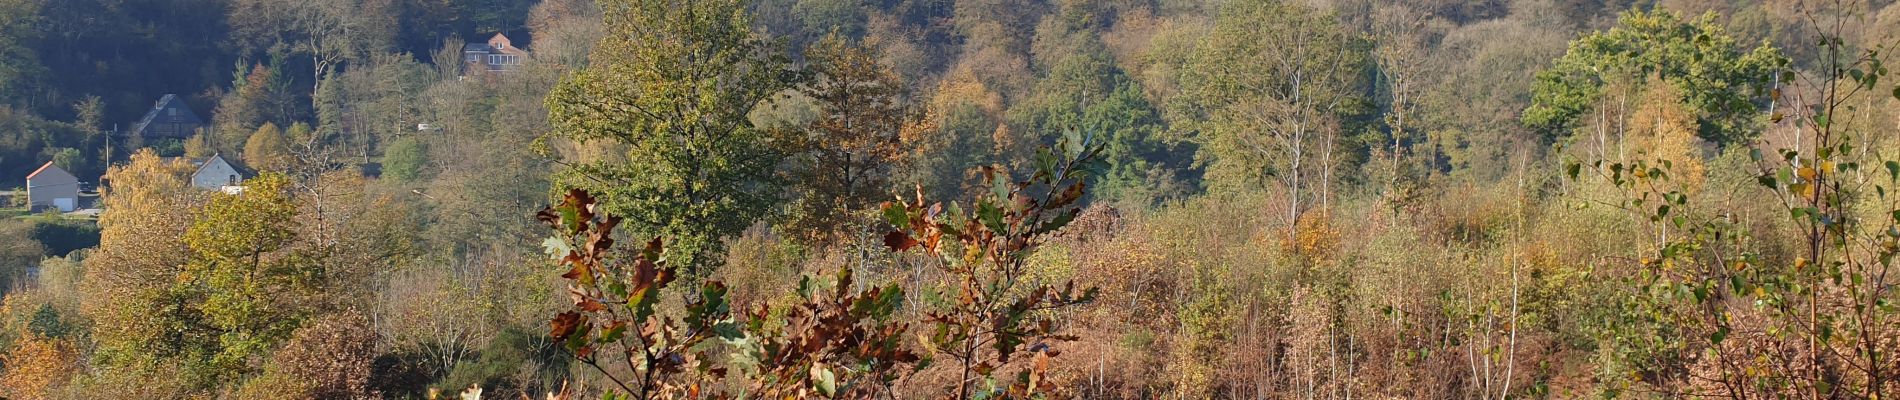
[148,138,186,158]
[0,0,43,104]
[544,0,803,277]
[1177,0,1368,215]
[382,137,428,183]
[1523,9,1788,145]
[1012,37,1191,204]
[24,0,228,119]
[30,219,98,257]
[0,219,45,294]
[179,173,307,377]
[1562,25,1900,397]
[48,147,82,174]
[0,107,95,179]
[439,327,569,396]
[793,0,867,41]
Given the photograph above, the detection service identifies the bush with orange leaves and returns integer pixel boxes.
[536,189,919,399]
[1,294,78,400]
[0,333,76,400]
[877,130,1105,398]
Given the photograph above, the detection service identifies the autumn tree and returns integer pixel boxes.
[528,0,605,69]
[1566,12,1899,397]
[536,190,916,399]
[0,327,78,399]
[79,151,205,377]
[783,32,915,244]
[77,152,370,393]
[184,133,214,159]
[178,173,309,378]
[880,132,1104,398]
[245,122,292,171]
[214,61,300,152]
[544,0,802,276]
[1367,2,1446,199]
[899,67,1004,202]
[1523,9,1787,145]
[1626,78,1705,192]
[314,53,435,162]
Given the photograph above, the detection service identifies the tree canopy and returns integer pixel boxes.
[544,0,803,276]
[1523,9,1788,145]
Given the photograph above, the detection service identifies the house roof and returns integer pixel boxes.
[463,33,528,55]
[128,94,203,137]
[26,161,76,183]
[162,154,253,178]
[193,153,252,178]
[27,162,61,180]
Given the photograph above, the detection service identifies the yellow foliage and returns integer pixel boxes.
[82,150,202,362]
[925,66,1003,122]
[1283,212,1341,266]
[1,334,78,399]
[1629,78,1706,192]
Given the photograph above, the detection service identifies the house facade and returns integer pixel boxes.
[188,154,248,191]
[26,162,79,212]
[463,33,529,74]
[127,94,203,139]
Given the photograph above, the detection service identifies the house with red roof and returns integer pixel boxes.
[463,33,529,75]
[26,161,79,212]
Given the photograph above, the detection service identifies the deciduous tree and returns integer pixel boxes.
[1178,0,1366,227]
[80,150,203,374]
[1523,9,1787,145]
[544,0,802,276]
[244,123,292,171]
[783,33,915,244]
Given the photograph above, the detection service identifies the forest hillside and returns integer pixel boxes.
[2,0,1900,398]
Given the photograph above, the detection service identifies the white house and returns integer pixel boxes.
[26,162,79,212]
[187,154,249,191]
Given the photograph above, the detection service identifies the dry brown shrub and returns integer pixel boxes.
[263,309,378,399]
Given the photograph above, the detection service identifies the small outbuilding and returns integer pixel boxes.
[26,162,79,212]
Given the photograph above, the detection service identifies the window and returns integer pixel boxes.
[228,175,237,185]
[486,54,524,66]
